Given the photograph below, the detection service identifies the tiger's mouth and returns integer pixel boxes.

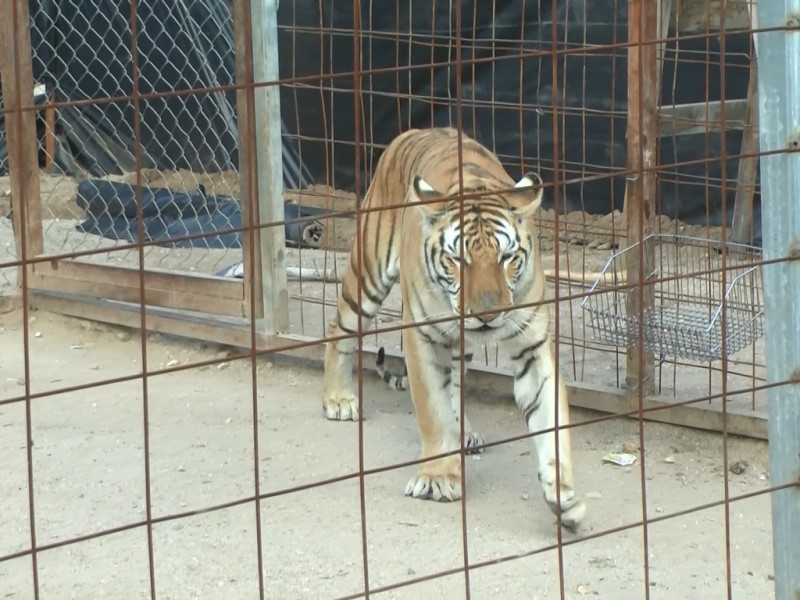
[462,314,506,331]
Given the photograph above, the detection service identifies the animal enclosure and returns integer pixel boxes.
[1,0,798,598]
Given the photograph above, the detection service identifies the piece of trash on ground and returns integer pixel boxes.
[602,452,638,466]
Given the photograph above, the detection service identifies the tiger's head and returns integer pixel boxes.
[411,171,544,332]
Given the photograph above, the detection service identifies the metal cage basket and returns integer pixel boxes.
[580,234,764,362]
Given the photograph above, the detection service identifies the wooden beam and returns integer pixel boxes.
[28,289,768,440]
[619,0,672,248]
[44,91,56,170]
[625,0,659,398]
[730,58,759,245]
[675,0,751,34]
[232,0,290,331]
[0,0,44,269]
[231,0,264,321]
[656,99,749,137]
[29,260,246,317]
[249,0,290,333]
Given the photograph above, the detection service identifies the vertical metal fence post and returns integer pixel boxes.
[251,0,290,333]
[753,1,800,598]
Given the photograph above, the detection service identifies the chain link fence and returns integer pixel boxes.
[0,0,313,291]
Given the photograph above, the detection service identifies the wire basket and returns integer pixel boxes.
[580,234,764,362]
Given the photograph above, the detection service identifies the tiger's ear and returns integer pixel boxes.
[411,176,448,223]
[509,171,544,217]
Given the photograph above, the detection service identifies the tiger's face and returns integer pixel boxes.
[412,172,543,332]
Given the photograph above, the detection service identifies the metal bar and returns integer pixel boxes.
[753,0,800,597]
[625,0,658,399]
[250,0,289,333]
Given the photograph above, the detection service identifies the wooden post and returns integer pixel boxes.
[730,55,759,245]
[44,91,56,170]
[250,0,289,333]
[0,0,44,274]
[624,0,659,397]
[619,0,672,246]
[232,0,262,320]
[232,0,289,331]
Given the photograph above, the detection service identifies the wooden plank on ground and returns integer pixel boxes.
[30,260,245,317]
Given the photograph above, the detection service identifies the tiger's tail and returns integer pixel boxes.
[376,347,408,391]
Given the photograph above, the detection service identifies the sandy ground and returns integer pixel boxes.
[0,306,776,600]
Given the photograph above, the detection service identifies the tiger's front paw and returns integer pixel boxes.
[404,458,462,502]
[322,392,359,421]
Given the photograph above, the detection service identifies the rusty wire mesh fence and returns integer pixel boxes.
[1,0,799,598]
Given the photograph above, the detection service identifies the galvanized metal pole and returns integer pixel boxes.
[753,1,800,598]
[251,0,290,332]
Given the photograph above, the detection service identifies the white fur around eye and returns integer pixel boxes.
[417,178,436,193]
[494,222,516,255]
[442,223,460,251]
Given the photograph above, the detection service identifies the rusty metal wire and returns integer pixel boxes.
[2,0,798,598]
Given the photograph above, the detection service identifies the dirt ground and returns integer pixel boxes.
[0,169,775,598]
[0,307,775,599]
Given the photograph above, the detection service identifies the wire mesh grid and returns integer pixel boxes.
[2,0,797,598]
[18,1,259,277]
[581,234,764,362]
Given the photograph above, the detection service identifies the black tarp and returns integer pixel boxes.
[74,178,327,249]
[277,1,759,240]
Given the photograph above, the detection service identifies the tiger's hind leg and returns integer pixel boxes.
[511,337,586,531]
[377,345,484,454]
[450,348,485,454]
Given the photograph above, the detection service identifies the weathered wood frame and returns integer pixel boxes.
[0,0,291,326]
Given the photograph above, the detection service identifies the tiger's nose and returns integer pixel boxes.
[473,291,504,323]
[475,310,500,324]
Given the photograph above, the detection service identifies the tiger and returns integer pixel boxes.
[321,127,585,530]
